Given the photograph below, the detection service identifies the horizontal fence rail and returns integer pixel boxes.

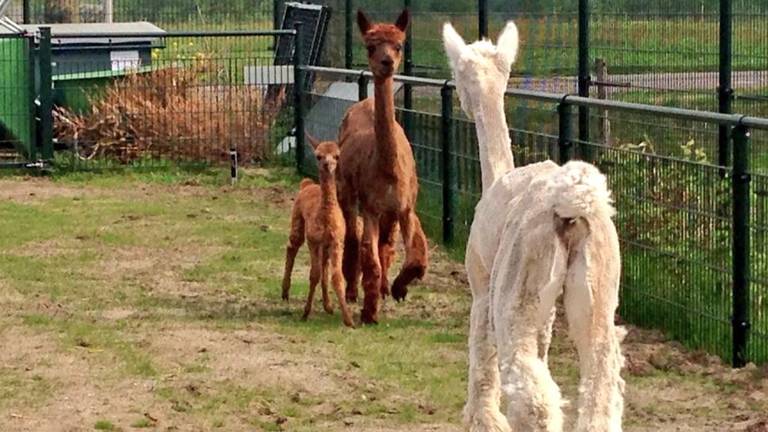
[302,66,768,130]
[298,64,768,367]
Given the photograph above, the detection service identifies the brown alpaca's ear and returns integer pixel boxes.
[306,134,321,150]
[357,10,372,36]
[394,9,410,33]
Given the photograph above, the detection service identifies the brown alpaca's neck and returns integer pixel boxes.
[319,171,339,216]
[373,77,399,178]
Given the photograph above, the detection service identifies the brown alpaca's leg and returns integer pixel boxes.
[330,239,355,327]
[302,245,322,321]
[392,210,428,302]
[281,206,305,302]
[360,213,382,324]
[377,212,398,299]
[321,246,334,314]
[341,201,360,303]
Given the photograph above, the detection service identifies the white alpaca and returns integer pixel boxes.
[443,23,626,432]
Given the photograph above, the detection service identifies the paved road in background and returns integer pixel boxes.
[509,70,768,95]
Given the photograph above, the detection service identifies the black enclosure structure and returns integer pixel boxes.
[20,21,165,75]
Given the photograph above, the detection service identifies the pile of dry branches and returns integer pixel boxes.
[54,65,270,163]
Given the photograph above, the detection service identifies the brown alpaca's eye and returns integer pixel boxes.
[394,44,402,52]
[316,155,322,161]
[367,45,375,55]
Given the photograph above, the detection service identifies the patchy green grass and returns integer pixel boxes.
[94,419,116,430]
[0,165,765,431]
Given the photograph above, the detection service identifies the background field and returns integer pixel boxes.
[0,167,767,431]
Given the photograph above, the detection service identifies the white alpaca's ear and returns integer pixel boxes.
[496,21,519,66]
[442,23,466,70]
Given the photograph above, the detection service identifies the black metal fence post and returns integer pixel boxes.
[478,0,488,39]
[23,0,31,24]
[357,72,368,101]
[732,124,751,368]
[578,0,591,160]
[441,83,454,245]
[345,0,353,70]
[229,144,238,185]
[558,101,573,164]
[273,0,281,30]
[403,0,413,140]
[293,23,305,174]
[39,27,53,161]
[719,0,733,169]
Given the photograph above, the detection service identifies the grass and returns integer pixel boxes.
[94,420,116,430]
[0,164,766,430]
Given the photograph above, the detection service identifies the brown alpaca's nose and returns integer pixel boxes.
[381,58,394,68]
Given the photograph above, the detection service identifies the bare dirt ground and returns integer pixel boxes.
[0,174,767,431]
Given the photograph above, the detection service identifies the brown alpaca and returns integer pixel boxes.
[282,136,354,327]
[337,9,429,324]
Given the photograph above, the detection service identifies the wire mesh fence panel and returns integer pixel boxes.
[592,142,734,360]
[6,0,275,31]
[0,34,34,162]
[733,1,768,145]
[749,172,768,363]
[590,3,719,111]
[49,32,294,170]
[401,108,444,241]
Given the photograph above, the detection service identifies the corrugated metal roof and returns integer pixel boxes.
[20,21,164,44]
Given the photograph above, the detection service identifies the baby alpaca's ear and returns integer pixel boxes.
[306,134,321,150]
[442,23,466,70]
[496,21,519,67]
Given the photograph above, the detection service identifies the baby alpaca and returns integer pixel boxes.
[282,136,354,327]
[443,23,625,431]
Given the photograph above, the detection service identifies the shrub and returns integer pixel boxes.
[53,64,275,164]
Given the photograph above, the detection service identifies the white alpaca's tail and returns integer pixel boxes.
[546,161,615,222]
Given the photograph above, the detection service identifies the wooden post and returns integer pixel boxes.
[595,58,612,146]
[104,0,113,23]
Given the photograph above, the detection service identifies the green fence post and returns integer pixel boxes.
[403,0,413,140]
[345,0,353,69]
[39,27,53,161]
[578,0,591,160]
[478,0,488,39]
[718,0,733,170]
[357,72,368,101]
[441,83,454,245]
[293,23,305,175]
[558,101,573,164]
[732,124,751,368]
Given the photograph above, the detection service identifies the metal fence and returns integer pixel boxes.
[296,65,768,367]
[0,33,34,165]
[0,27,298,170]
[4,0,275,31]
[7,1,766,116]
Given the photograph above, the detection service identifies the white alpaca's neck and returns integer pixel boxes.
[475,93,515,192]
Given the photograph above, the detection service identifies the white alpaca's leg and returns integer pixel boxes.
[498,297,564,432]
[496,237,565,432]
[464,248,510,432]
[564,243,624,432]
